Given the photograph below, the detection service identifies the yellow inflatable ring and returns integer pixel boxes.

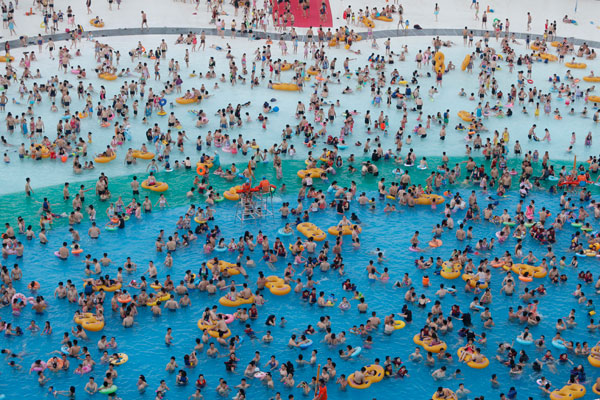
[511,263,547,278]
[224,186,242,201]
[81,318,104,332]
[588,350,600,367]
[440,267,461,280]
[269,283,291,295]
[218,295,254,307]
[272,83,299,91]
[157,293,171,302]
[110,353,128,366]
[74,312,105,332]
[94,153,116,163]
[98,72,117,80]
[432,389,457,400]
[361,16,375,28]
[461,274,488,289]
[90,19,105,28]
[289,244,304,252]
[414,194,445,205]
[347,364,384,389]
[429,239,443,248]
[207,260,240,276]
[297,222,327,241]
[141,180,169,192]
[423,339,447,353]
[132,150,155,160]
[457,110,473,122]
[539,53,558,62]
[297,168,324,179]
[197,320,215,330]
[565,62,586,69]
[208,328,231,339]
[265,276,284,288]
[92,283,122,292]
[457,347,490,369]
[461,55,471,71]
[588,96,600,103]
[74,312,94,325]
[550,384,586,400]
[175,97,198,105]
[393,320,405,330]
[413,334,447,353]
[327,224,361,236]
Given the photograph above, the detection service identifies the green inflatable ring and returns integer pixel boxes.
[99,385,117,395]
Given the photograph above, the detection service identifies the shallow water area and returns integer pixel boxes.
[1,33,600,193]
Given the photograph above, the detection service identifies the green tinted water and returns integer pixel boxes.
[1,156,588,227]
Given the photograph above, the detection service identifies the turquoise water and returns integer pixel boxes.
[0,181,598,399]
[1,156,592,230]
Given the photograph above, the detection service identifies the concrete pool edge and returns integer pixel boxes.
[8,26,600,50]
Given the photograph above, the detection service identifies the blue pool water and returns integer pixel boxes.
[1,185,598,399]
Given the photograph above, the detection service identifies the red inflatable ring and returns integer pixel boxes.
[527,79,533,84]
[196,164,207,176]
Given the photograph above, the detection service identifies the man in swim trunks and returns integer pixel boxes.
[351,367,365,385]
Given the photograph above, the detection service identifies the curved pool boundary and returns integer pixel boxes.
[8,26,600,51]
